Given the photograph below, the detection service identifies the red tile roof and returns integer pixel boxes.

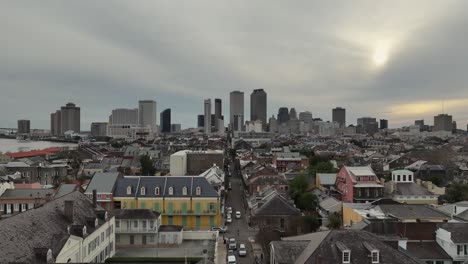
[6,147,61,159]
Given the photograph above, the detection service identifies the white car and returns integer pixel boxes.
[238,243,247,257]
[235,211,241,219]
[227,207,233,214]
[226,215,232,223]
[228,255,237,264]
[228,238,237,250]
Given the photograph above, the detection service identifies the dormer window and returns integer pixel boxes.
[168,187,173,196]
[155,187,160,195]
[371,250,379,263]
[196,187,201,196]
[126,186,132,195]
[141,187,146,196]
[94,218,98,227]
[83,226,87,236]
[342,250,350,264]
[182,186,187,196]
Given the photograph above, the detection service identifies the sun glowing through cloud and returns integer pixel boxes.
[372,44,389,67]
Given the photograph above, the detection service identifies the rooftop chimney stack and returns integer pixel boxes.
[92,189,97,208]
[64,200,74,223]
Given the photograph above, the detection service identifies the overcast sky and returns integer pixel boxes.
[2,1,468,130]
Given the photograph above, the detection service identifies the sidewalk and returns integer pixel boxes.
[215,235,226,264]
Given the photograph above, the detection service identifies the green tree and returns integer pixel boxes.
[140,155,156,176]
[443,183,468,203]
[298,192,318,211]
[289,174,309,200]
[328,212,342,229]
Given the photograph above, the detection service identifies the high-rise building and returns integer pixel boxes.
[269,115,278,133]
[230,91,244,131]
[214,98,222,129]
[250,89,267,127]
[197,115,205,128]
[17,120,30,134]
[452,121,457,133]
[415,120,424,128]
[357,117,378,135]
[171,124,181,133]
[204,99,211,134]
[60,103,80,134]
[380,119,388,129]
[434,114,452,132]
[277,107,289,124]
[332,107,346,127]
[160,108,171,133]
[289,108,297,120]
[90,122,108,137]
[138,100,157,131]
[110,108,139,125]
[50,112,56,135]
[50,110,62,136]
[299,111,313,124]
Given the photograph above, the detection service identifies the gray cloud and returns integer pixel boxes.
[1,0,467,129]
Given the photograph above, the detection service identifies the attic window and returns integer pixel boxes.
[371,250,379,263]
[168,187,173,196]
[342,250,350,264]
[94,218,98,227]
[83,226,87,236]
[182,187,187,196]
[141,187,146,196]
[126,186,132,195]
[196,187,201,196]
[155,187,160,195]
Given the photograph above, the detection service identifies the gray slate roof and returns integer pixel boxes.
[407,242,451,260]
[270,241,309,264]
[440,223,468,243]
[254,195,301,216]
[85,172,120,194]
[55,184,80,199]
[0,191,106,263]
[317,173,337,186]
[378,204,450,220]
[394,183,434,196]
[1,188,54,199]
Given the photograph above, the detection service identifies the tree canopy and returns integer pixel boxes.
[140,155,156,176]
[443,182,468,203]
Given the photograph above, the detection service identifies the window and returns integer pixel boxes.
[126,186,132,195]
[141,187,146,195]
[182,186,188,196]
[116,220,120,228]
[134,220,138,228]
[397,175,401,181]
[280,218,285,229]
[155,187,160,195]
[168,187,173,196]
[150,234,155,242]
[150,220,154,229]
[101,232,104,242]
[409,175,413,182]
[458,245,463,255]
[196,187,201,196]
[142,220,147,229]
[342,251,350,263]
[116,234,120,243]
[13,203,19,212]
[209,203,215,211]
[403,175,406,181]
[371,250,379,263]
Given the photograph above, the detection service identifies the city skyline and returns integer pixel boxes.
[2,1,468,129]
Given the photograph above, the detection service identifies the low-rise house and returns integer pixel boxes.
[316,173,337,192]
[159,225,183,245]
[335,166,384,203]
[55,183,84,199]
[437,201,468,221]
[0,175,15,196]
[85,172,120,210]
[113,209,162,247]
[0,188,54,217]
[199,164,225,193]
[82,162,108,176]
[0,191,116,263]
[273,152,308,172]
[270,230,421,264]
[0,152,11,164]
[385,169,439,205]
[318,196,342,227]
[436,223,468,263]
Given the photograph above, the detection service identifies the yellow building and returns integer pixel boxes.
[113,176,221,229]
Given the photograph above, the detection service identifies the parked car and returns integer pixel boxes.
[238,243,247,257]
[226,215,232,223]
[227,207,233,214]
[211,226,228,233]
[228,182,232,190]
[235,211,241,219]
[228,250,235,257]
[228,255,237,264]
[228,238,237,250]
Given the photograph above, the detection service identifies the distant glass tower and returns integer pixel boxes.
[230,91,244,131]
[160,108,171,133]
[215,98,222,129]
[250,89,267,127]
[204,99,212,134]
[277,107,289,124]
[332,107,346,127]
[139,100,157,131]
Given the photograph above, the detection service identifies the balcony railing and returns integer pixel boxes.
[162,209,218,215]
[115,226,158,234]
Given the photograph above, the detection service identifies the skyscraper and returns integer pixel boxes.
[289,108,298,120]
[50,110,62,136]
[60,102,80,134]
[204,99,211,134]
[197,114,205,128]
[299,111,313,124]
[277,107,289,124]
[380,119,388,129]
[332,107,346,127]
[110,108,139,125]
[90,122,108,137]
[250,89,267,127]
[434,114,452,132]
[17,120,30,134]
[415,120,424,128]
[230,91,244,131]
[357,117,378,135]
[214,98,222,129]
[138,100,157,130]
[269,115,278,133]
[160,108,171,133]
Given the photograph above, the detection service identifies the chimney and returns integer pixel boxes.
[64,200,74,223]
[92,189,97,208]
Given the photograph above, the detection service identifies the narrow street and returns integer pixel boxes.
[223,153,259,264]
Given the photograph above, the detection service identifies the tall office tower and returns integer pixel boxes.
[204,99,212,134]
[50,113,56,135]
[230,91,244,131]
[138,100,157,130]
[160,108,171,133]
[415,120,424,128]
[434,114,453,132]
[197,114,205,128]
[289,108,298,120]
[277,107,289,124]
[452,121,457,133]
[60,103,80,134]
[211,114,216,130]
[269,115,278,133]
[17,120,30,134]
[299,111,313,124]
[214,98,222,129]
[332,107,346,127]
[110,108,139,125]
[380,119,388,129]
[357,117,378,135]
[250,89,267,125]
[51,110,62,136]
[90,122,108,137]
